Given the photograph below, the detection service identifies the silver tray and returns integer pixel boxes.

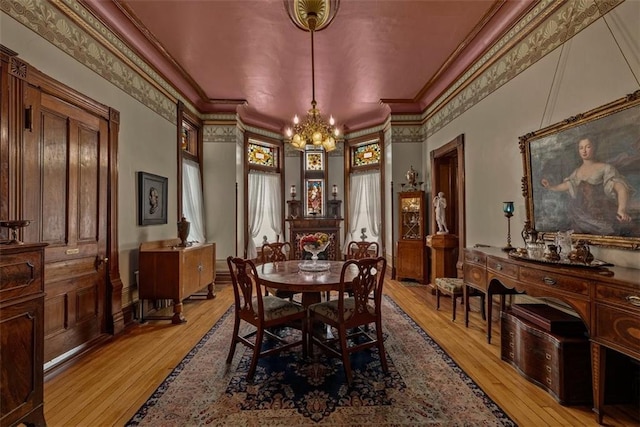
[508,251,613,268]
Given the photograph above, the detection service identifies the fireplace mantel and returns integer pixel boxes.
[286,217,343,260]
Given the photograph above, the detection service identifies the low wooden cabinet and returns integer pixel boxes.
[0,243,47,427]
[138,240,215,324]
[501,308,591,405]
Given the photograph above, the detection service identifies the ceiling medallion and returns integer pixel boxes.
[284,0,340,32]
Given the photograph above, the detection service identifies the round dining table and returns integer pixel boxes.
[256,260,357,307]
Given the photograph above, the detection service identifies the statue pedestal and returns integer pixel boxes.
[426,234,459,287]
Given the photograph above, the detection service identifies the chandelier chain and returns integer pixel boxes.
[285,1,338,152]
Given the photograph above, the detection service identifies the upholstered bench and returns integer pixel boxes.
[435,277,486,322]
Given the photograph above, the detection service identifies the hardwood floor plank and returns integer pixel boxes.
[42,279,638,426]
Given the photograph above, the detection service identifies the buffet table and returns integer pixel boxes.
[463,246,639,424]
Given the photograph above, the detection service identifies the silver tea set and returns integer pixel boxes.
[520,225,593,265]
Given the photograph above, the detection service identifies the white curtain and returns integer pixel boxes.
[182,159,206,243]
[344,171,381,252]
[247,171,282,259]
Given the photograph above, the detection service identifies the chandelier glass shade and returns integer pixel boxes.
[285,0,340,152]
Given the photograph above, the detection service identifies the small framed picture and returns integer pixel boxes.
[138,171,168,226]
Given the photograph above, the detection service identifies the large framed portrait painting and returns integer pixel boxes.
[520,91,640,250]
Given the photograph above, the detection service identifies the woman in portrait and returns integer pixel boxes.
[540,137,633,235]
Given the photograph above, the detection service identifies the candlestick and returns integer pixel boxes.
[502,201,515,251]
[331,184,338,199]
[290,184,296,200]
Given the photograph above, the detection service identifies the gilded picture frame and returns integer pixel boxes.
[520,91,640,250]
[138,171,168,226]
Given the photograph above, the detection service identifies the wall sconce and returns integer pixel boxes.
[290,184,297,200]
[332,184,338,199]
[502,201,515,251]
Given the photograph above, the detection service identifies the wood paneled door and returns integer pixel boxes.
[23,85,109,363]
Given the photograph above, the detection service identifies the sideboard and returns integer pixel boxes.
[0,243,48,427]
[463,246,639,424]
[138,239,216,324]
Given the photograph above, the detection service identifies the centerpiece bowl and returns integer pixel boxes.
[299,233,330,271]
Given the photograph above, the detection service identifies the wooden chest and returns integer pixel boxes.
[511,303,587,337]
[501,308,592,405]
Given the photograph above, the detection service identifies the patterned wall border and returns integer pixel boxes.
[391,125,424,144]
[203,125,238,144]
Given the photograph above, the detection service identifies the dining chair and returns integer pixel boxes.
[226,256,307,381]
[345,240,379,260]
[307,256,388,385]
[261,240,291,263]
[260,240,298,301]
[340,240,379,302]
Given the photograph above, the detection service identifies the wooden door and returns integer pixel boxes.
[23,87,109,362]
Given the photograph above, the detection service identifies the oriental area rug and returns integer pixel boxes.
[127,297,516,426]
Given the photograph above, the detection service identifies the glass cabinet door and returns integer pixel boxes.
[400,193,424,240]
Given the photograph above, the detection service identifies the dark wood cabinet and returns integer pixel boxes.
[138,239,215,324]
[397,191,426,282]
[501,307,591,405]
[1,243,47,427]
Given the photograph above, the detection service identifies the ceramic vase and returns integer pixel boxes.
[177,216,190,247]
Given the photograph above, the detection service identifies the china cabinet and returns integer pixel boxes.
[397,191,426,282]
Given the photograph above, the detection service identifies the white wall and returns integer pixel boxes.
[425,1,640,268]
[203,140,237,263]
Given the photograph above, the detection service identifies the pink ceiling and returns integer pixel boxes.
[85,1,535,133]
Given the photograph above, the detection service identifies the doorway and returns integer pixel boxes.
[430,134,466,273]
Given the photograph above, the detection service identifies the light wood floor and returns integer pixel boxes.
[43,279,639,426]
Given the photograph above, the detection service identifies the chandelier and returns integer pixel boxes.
[285,0,340,152]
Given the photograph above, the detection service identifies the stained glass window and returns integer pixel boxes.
[306,179,324,215]
[352,141,381,167]
[248,142,276,167]
[305,151,324,171]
